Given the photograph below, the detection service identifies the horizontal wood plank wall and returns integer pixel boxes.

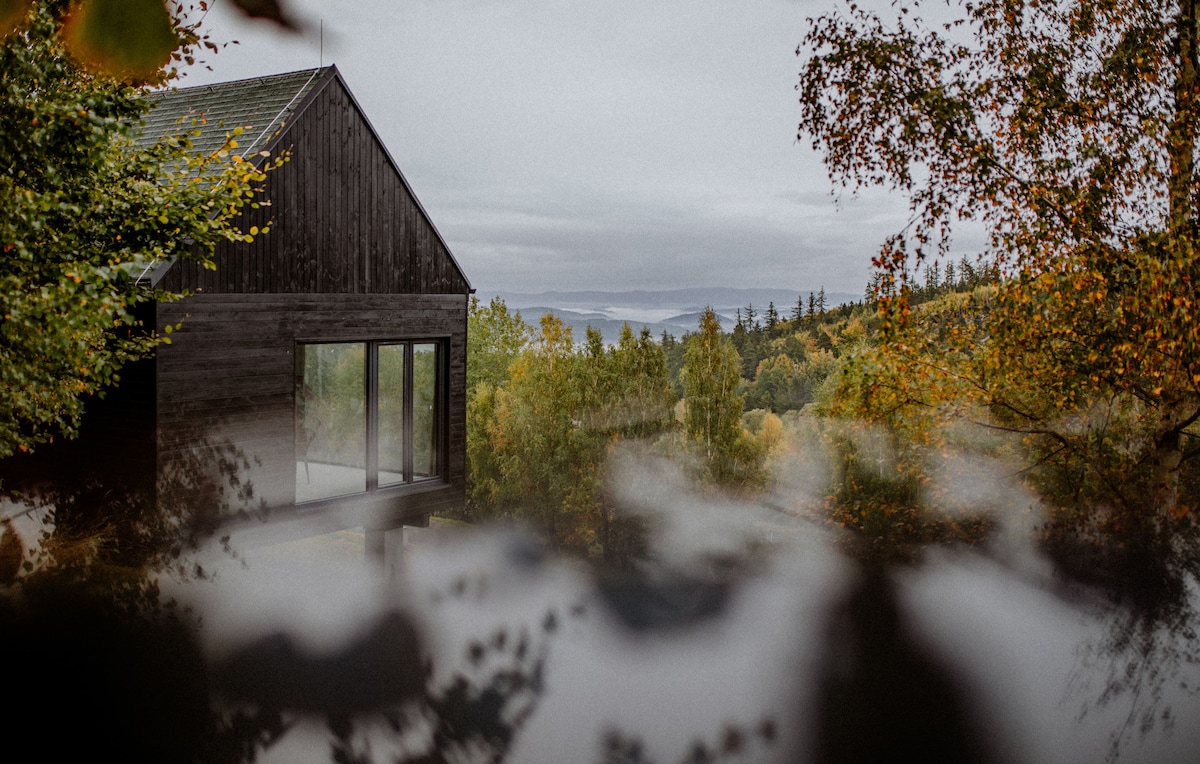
[160,76,469,297]
[156,293,468,531]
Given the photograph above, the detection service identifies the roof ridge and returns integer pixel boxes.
[152,66,331,96]
[243,68,324,156]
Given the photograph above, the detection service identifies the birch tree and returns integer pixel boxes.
[800,1,1200,530]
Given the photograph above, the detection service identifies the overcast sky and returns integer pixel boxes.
[177,0,918,296]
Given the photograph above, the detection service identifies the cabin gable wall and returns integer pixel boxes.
[159,75,469,296]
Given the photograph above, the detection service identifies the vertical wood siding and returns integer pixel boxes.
[160,75,469,296]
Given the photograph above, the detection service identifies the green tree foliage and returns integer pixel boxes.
[466,295,532,393]
[681,308,771,487]
[0,1,279,458]
[486,315,592,535]
[800,0,1200,587]
[466,314,675,557]
[465,296,533,509]
[731,297,873,415]
[660,329,686,396]
[664,298,873,419]
[584,323,678,439]
[682,309,743,462]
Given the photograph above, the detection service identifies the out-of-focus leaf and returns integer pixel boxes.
[229,0,295,29]
[62,0,178,83]
[0,0,30,38]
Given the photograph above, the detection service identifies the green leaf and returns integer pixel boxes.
[63,0,178,83]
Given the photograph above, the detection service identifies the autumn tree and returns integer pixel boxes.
[799,0,1200,547]
[0,6,296,755]
[466,295,531,393]
[465,296,533,509]
[467,315,675,557]
[483,315,598,544]
[681,308,771,486]
[0,1,278,458]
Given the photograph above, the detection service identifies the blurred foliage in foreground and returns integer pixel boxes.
[0,0,294,83]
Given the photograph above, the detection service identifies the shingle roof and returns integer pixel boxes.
[139,67,328,157]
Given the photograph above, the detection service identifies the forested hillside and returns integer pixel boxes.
[459,259,1004,559]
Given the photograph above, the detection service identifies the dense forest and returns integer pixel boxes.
[459,257,1013,561]
[464,209,1200,617]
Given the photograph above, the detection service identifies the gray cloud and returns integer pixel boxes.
[181,0,914,294]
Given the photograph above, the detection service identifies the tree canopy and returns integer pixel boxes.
[799,0,1200,534]
[465,306,677,558]
[0,1,280,457]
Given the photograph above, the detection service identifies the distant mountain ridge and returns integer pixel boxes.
[483,287,857,313]
[515,307,735,342]
[475,287,858,344]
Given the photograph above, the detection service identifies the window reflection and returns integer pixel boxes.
[296,343,367,503]
[295,340,443,503]
[378,344,406,487]
[413,343,439,479]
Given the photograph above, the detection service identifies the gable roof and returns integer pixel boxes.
[137,66,472,294]
[140,67,326,157]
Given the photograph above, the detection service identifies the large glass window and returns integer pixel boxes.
[296,340,443,504]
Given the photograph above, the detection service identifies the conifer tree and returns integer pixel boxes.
[791,293,806,323]
[765,301,779,330]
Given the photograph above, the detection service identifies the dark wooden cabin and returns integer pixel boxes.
[114,66,471,549]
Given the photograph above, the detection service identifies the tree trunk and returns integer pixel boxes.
[1151,0,1200,516]
[1170,1,1200,238]
[1149,402,1188,515]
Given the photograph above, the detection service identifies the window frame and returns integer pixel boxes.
[294,337,448,506]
